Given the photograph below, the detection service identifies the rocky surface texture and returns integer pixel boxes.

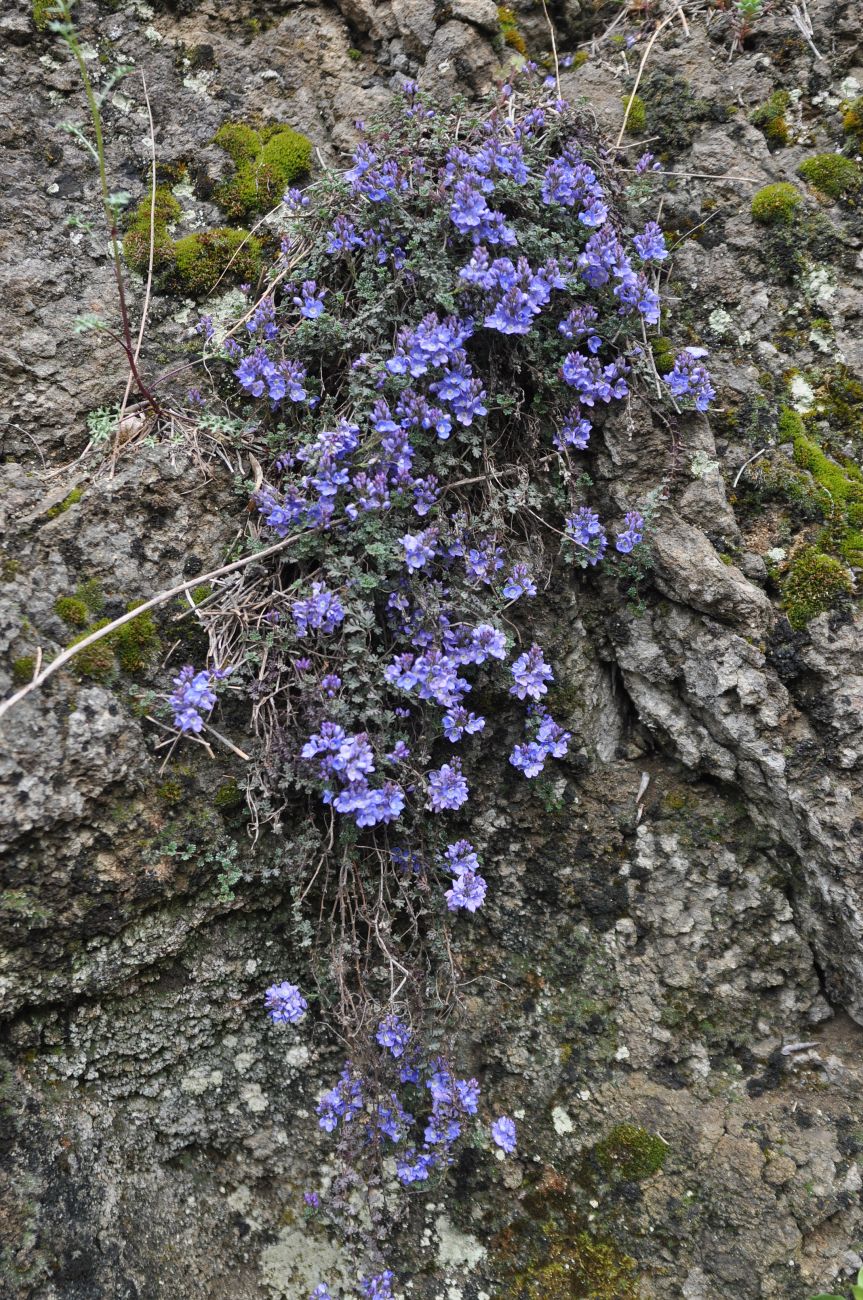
[2,0,863,1297]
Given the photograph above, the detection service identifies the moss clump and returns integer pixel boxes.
[215,121,312,220]
[751,182,801,224]
[622,94,646,134]
[214,778,244,811]
[782,546,852,628]
[498,5,527,55]
[67,620,116,682]
[11,656,36,686]
[750,89,791,147]
[110,603,160,673]
[77,578,104,616]
[592,1123,668,1181]
[46,486,84,519]
[842,95,863,145]
[172,228,263,297]
[54,596,90,628]
[157,779,185,804]
[123,186,181,276]
[798,153,862,202]
[651,336,676,375]
[33,0,54,30]
[571,49,589,69]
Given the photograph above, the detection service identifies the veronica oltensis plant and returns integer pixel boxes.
[165,70,713,1293]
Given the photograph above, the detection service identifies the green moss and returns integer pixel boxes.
[67,620,116,682]
[782,546,852,628]
[622,94,646,134]
[190,583,213,604]
[750,89,791,147]
[110,602,160,673]
[498,5,527,55]
[54,596,90,628]
[157,779,185,804]
[213,122,260,166]
[572,49,589,68]
[215,122,312,220]
[214,778,244,811]
[33,0,54,30]
[842,95,863,144]
[46,486,84,519]
[592,1123,668,1181]
[651,336,676,375]
[123,186,181,276]
[172,228,263,297]
[76,578,104,616]
[751,182,801,224]
[11,656,36,686]
[798,153,862,202]
[347,47,362,61]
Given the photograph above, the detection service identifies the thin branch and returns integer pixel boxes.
[0,528,311,722]
[616,8,682,150]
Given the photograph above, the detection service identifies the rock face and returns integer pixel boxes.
[2,0,863,1298]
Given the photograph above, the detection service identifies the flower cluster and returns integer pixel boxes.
[264,981,308,1025]
[442,839,487,912]
[665,349,717,412]
[510,707,571,778]
[169,665,226,733]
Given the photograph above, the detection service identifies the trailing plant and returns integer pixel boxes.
[149,73,713,1294]
[1,60,717,1295]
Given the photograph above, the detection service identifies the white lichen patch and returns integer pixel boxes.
[260,1224,351,1299]
[802,264,837,311]
[179,1066,223,1096]
[240,1082,269,1113]
[434,1214,486,1270]
[708,308,734,337]
[789,374,815,412]
[552,1105,574,1135]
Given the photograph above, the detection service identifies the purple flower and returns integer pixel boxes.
[401,528,438,571]
[565,506,608,565]
[264,981,308,1025]
[426,760,469,812]
[665,350,716,411]
[445,869,487,912]
[304,1191,320,1209]
[169,664,222,733]
[320,673,342,696]
[376,1015,412,1059]
[292,582,346,636]
[615,510,644,554]
[294,279,327,319]
[510,644,553,701]
[442,707,485,742]
[309,1287,332,1300]
[633,220,667,262]
[491,1115,517,1154]
[360,1271,395,1300]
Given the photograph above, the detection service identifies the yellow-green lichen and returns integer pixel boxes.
[750,89,791,147]
[797,153,862,202]
[592,1123,668,1181]
[782,545,852,628]
[54,596,90,628]
[751,182,801,224]
[172,228,263,298]
[498,5,527,55]
[215,121,312,220]
[622,94,647,135]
